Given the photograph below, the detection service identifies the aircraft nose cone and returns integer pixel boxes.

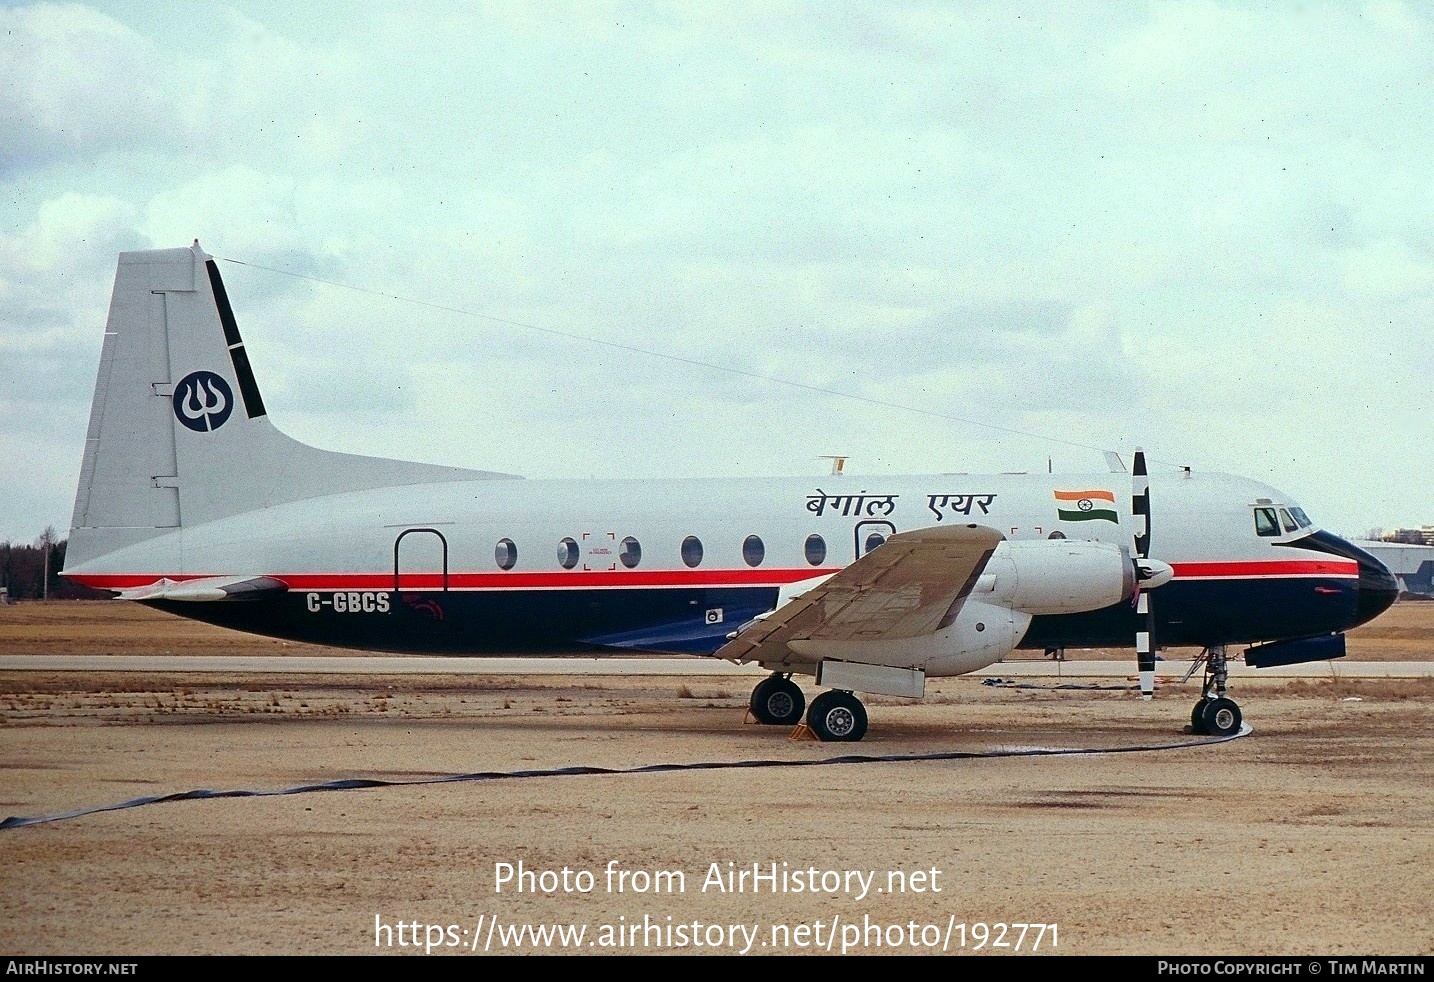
[1355,553,1400,627]
[1293,530,1400,630]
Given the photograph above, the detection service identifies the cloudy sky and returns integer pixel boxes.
[2,0,1430,545]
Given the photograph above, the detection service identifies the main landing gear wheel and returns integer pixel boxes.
[806,690,868,743]
[748,674,805,726]
[1200,697,1242,737]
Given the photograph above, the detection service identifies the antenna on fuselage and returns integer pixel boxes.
[819,455,848,477]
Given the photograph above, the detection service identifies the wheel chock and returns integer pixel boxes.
[788,723,818,742]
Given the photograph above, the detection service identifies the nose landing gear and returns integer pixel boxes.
[1188,644,1242,737]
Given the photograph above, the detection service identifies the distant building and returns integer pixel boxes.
[1374,526,1434,546]
[1358,540,1434,599]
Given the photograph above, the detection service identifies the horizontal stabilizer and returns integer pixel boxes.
[116,575,288,602]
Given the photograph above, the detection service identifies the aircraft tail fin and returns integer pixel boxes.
[67,242,516,569]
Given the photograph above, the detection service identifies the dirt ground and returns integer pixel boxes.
[1,601,1431,957]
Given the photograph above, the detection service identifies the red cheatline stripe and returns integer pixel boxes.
[1170,559,1357,579]
[1053,489,1116,502]
[71,558,1358,592]
[67,568,837,591]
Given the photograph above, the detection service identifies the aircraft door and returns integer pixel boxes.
[853,520,896,560]
[393,528,449,592]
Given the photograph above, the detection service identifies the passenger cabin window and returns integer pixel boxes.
[681,535,703,568]
[804,533,826,566]
[1254,508,1280,537]
[495,538,517,571]
[865,531,886,552]
[743,535,765,567]
[619,536,641,569]
[557,536,579,569]
[1279,508,1298,533]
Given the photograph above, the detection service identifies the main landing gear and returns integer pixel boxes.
[1187,644,1243,737]
[747,673,868,742]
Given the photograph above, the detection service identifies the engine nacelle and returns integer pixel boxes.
[790,596,1029,679]
[975,539,1135,616]
[763,531,1142,687]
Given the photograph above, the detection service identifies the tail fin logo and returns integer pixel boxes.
[173,371,234,432]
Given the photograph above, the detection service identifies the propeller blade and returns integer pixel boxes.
[1132,448,1156,699]
[1133,448,1151,559]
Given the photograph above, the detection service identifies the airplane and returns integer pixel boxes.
[60,242,1400,742]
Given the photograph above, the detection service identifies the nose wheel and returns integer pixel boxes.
[1199,697,1242,737]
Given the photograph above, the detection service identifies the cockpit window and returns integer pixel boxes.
[1278,508,1298,533]
[1290,507,1312,528]
[1254,508,1280,537]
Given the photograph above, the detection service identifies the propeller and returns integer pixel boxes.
[1132,448,1156,699]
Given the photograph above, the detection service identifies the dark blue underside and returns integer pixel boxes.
[150,575,1361,655]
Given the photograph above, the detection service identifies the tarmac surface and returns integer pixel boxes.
[2,601,1431,957]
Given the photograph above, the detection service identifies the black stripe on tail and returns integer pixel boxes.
[205,260,267,419]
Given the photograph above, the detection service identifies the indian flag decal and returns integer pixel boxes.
[1054,489,1118,523]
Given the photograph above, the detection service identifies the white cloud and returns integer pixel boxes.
[0,4,194,169]
[0,1,1431,541]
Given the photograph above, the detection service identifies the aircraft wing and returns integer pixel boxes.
[715,524,1004,666]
